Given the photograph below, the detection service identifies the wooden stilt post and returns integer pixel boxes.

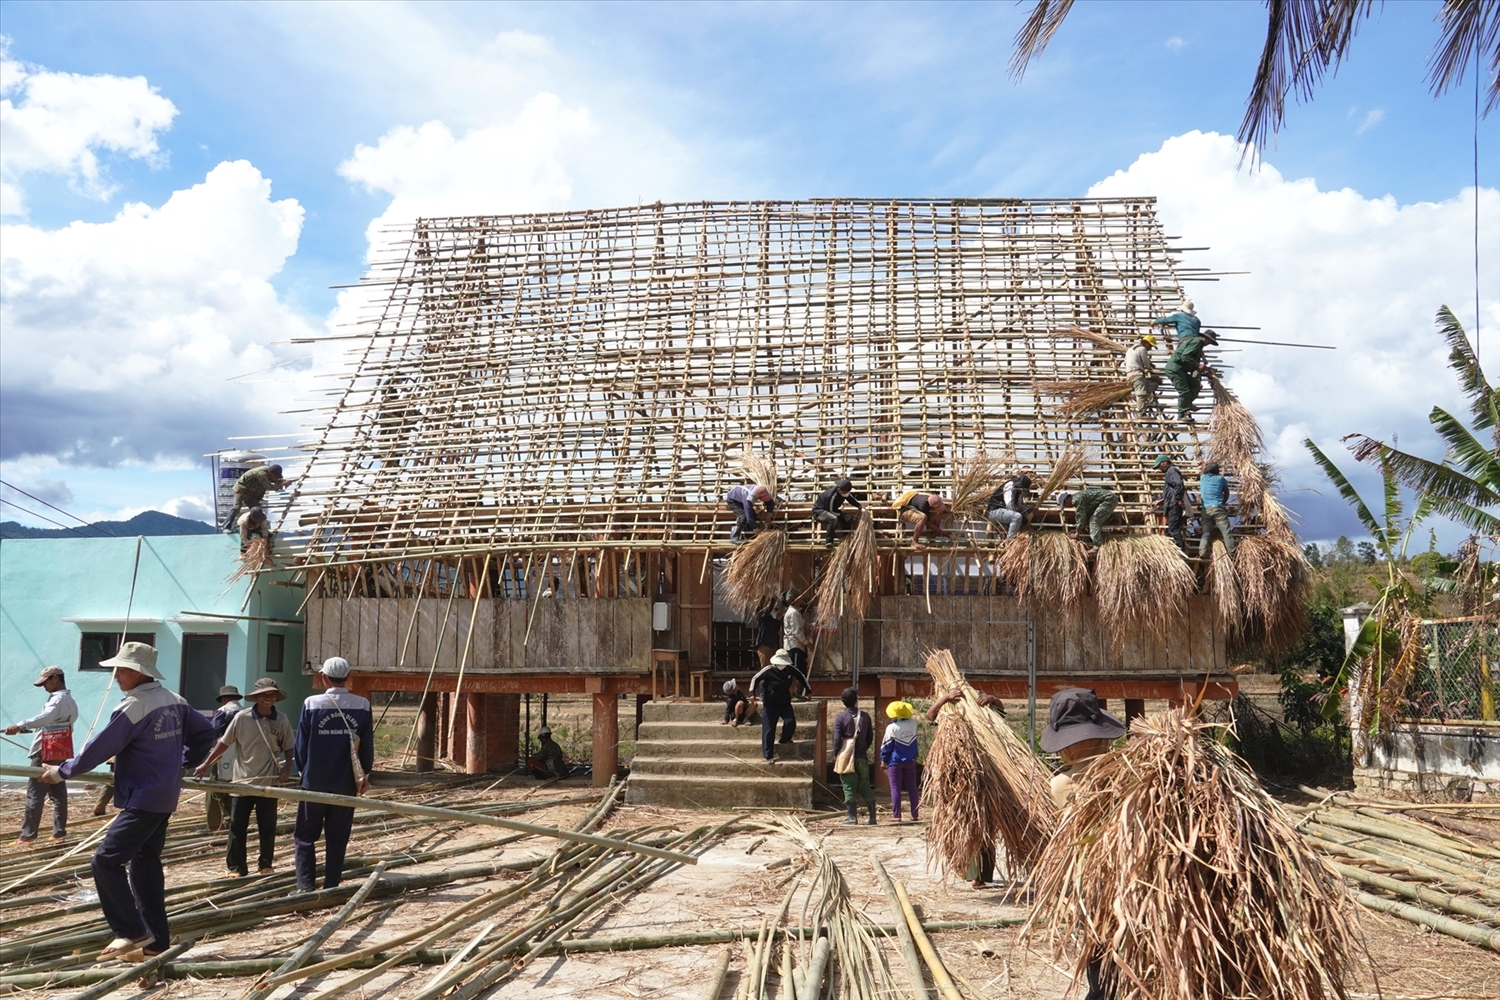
[437,691,450,761]
[487,693,520,772]
[465,692,487,775]
[415,692,438,773]
[450,693,468,768]
[591,691,619,787]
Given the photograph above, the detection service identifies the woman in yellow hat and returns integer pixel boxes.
[879,700,920,822]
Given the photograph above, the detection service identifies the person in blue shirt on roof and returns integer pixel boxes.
[294,656,374,893]
[1150,300,1219,421]
[40,642,215,963]
[1197,462,1235,558]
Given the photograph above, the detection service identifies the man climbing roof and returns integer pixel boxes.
[725,483,775,544]
[811,478,862,546]
[1123,334,1159,416]
[223,464,286,533]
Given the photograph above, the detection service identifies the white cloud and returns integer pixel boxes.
[0,159,317,466]
[0,39,178,215]
[1355,108,1384,135]
[1165,36,1185,50]
[1090,130,1498,542]
[158,495,215,523]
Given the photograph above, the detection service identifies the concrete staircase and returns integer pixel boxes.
[626,700,824,809]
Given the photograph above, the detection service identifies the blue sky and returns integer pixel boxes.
[0,0,1495,547]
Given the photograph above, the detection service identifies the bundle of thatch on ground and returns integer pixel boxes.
[721,529,786,619]
[1034,379,1134,420]
[228,537,274,582]
[1000,531,1090,604]
[1024,709,1359,1000]
[1034,444,1089,501]
[1045,325,1127,353]
[1094,536,1194,646]
[925,650,1058,877]
[948,451,1010,519]
[814,512,876,626]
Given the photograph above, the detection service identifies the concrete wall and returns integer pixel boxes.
[0,535,306,769]
[1360,722,1500,801]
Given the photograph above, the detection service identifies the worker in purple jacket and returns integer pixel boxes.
[40,642,215,962]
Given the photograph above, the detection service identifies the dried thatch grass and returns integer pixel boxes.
[926,650,1057,875]
[1233,529,1311,655]
[1024,709,1358,1000]
[997,531,1089,604]
[1207,539,1243,637]
[1034,379,1134,419]
[1035,444,1089,501]
[1207,372,1264,473]
[721,529,786,619]
[1094,536,1194,646]
[228,537,274,582]
[814,512,876,625]
[1373,610,1424,730]
[1045,325,1127,353]
[736,444,779,496]
[948,452,1010,518]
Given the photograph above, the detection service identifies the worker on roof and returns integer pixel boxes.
[893,490,948,547]
[40,643,215,963]
[1150,302,1218,422]
[1123,334,1160,416]
[294,657,373,893]
[725,483,775,544]
[1198,462,1235,558]
[238,507,273,553]
[811,478,862,547]
[223,464,285,533]
[1057,484,1119,550]
[1153,455,1187,550]
[986,468,1034,539]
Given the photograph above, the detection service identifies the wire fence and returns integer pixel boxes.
[1400,616,1500,723]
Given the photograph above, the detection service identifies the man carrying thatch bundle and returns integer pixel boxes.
[985,468,1034,538]
[238,507,273,553]
[1153,455,1187,550]
[811,478,862,546]
[892,490,948,547]
[1123,333,1159,415]
[222,463,285,532]
[1057,485,1118,549]
[928,686,1009,885]
[1197,462,1235,557]
[832,687,877,826]
[750,649,806,762]
[725,483,776,543]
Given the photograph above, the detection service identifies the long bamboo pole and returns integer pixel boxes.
[242,862,386,1000]
[1350,891,1500,952]
[68,939,194,1000]
[0,765,695,865]
[872,859,931,1000]
[891,880,963,1000]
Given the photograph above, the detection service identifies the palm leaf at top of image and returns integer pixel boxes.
[1033,378,1134,420]
[720,529,786,620]
[1094,536,1193,647]
[948,452,1010,518]
[1435,304,1498,436]
[1022,709,1359,1000]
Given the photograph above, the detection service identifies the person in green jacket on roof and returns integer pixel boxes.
[1152,301,1218,421]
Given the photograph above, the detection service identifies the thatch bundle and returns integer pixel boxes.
[1094,536,1194,646]
[1034,444,1088,501]
[814,512,877,626]
[1000,531,1090,604]
[1024,709,1358,1000]
[1208,539,1241,634]
[1034,379,1135,419]
[1045,325,1128,353]
[1232,530,1311,655]
[1207,372,1264,473]
[228,537,274,582]
[721,529,786,619]
[948,452,1010,519]
[925,650,1058,875]
[735,444,779,496]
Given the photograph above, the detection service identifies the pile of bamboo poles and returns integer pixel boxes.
[1290,788,1500,953]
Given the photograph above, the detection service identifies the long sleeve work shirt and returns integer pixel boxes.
[18,688,79,758]
[1152,311,1201,341]
[296,687,374,795]
[812,487,861,516]
[833,709,873,758]
[1165,332,1207,374]
[1162,466,1186,509]
[782,606,807,651]
[1124,343,1155,376]
[726,484,775,521]
[59,681,214,813]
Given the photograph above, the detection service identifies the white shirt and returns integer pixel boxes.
[20,688,78,758]
[782,606,807,651]
[1124,343,1154,376]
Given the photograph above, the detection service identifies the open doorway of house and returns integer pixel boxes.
[181,633,229,710]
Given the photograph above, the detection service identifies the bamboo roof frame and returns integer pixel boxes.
[270,198,1240,570]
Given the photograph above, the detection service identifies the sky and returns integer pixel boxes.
[0,0,1495,549]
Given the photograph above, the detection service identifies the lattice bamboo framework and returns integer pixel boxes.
[280,198,1224,569]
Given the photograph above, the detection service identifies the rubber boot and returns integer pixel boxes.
[843,803,858,826]
[866,801,877,826]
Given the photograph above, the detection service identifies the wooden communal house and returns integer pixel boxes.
[267,198,1298,784]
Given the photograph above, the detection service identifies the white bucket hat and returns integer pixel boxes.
[770,649,794,668]
[320,656,351,679]
[100,641,164,680]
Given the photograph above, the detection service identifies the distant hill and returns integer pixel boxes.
[0,510,217,539]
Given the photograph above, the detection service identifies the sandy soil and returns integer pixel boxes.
[3,779,1497,1000]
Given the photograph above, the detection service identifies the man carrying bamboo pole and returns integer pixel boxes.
[7,666,77,845]
[293,657,373,893]
[725,483,775,543]
[811,478,861,546]
[1123,334,1159,415]
[194,678,294,877]
[1153,455,1187,550]
[38,642,216,962]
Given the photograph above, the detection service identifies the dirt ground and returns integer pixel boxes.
[4,778,1497,1000]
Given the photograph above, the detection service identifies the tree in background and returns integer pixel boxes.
[1011,1,1499,157]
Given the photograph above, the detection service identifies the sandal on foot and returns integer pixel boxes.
[98,935,151,961]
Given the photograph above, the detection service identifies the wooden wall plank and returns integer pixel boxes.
[375,601,399,671]
[471,601,495,671]
[359,599,381,670]
[339,599,361,668]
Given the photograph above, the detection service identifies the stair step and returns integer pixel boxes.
[641,700,826,724]
[624,774,812,810]
[630,755,817,778]
[639,720,822,742]
[633,738,818,761]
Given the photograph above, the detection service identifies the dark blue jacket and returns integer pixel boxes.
[60,681,215,813]
[296,687,374,795]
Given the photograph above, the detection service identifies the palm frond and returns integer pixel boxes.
[1303,438,1381,540]
[1321,613,1381,719]
[1426,1,1500,114]
[1435,305,1497,432]
[1010,0,1076,81]
[1239,0,1376,156]
[1345,432,1500,505]
[1430,408,1500,487]
[1417,492,1500,537]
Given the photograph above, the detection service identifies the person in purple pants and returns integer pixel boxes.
[879,700,920,822]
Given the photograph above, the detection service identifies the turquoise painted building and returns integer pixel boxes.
[0,535,307,769]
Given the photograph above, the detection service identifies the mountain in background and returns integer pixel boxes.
[0,510,217,539]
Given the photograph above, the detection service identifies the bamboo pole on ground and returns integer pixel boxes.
[891,880,963,1000]
[699,948,732,1000]
[872,859,931,1000]
[1350,891,1500,952]
[242,862,386,1000]
[68,939,194,1000]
